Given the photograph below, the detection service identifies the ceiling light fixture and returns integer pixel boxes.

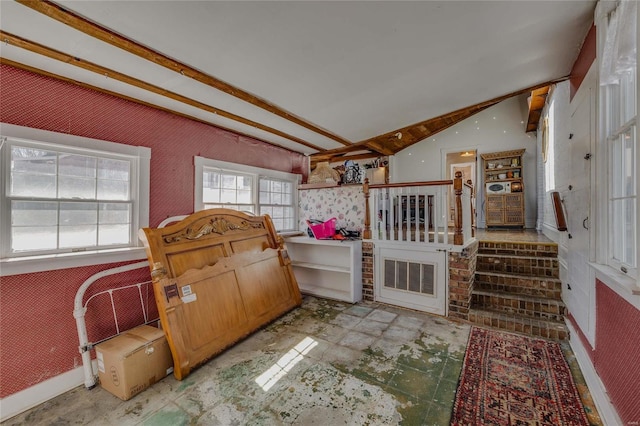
[461,151,474,157]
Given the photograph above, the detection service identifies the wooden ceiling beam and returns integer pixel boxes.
[1,57,312,154]
[17,0,352,147]
[526,86,550,132]
[309,77,568,165]
[1,30,325,152]
[314,151,384,165]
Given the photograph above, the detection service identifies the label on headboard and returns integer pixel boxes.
[181,294,197,304]
[181,285,192,296]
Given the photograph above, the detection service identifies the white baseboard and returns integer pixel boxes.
[0,366,87,422]
[566,320,622,426]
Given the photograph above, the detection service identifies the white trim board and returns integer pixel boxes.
[565,320,622,426]
[0,366,86,422]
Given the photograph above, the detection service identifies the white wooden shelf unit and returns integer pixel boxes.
[284,236,362,303]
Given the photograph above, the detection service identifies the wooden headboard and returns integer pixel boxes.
[139,209,302,380]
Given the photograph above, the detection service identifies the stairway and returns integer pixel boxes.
[468,240,568,340]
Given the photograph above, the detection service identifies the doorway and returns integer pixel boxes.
[445,150,477,225]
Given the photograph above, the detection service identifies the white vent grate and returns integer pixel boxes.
[383,259,435,295]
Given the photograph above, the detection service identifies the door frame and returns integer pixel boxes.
[441,147,479,226]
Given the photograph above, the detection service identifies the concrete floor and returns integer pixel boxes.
[4,296,600,425]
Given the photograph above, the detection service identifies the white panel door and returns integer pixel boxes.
[375,245,447,316]
[563,67,596,344]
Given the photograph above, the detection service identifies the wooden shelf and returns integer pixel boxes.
[487,178,523,183]
[485,165,521,172]
[482,149,525,228]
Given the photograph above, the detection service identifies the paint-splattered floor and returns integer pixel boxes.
[4,296,601,425]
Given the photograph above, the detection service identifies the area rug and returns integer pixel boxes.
[451,327,589,425]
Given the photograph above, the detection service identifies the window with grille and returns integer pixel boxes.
[598,0,638,279]
[259,178,295,231]
[195,157,300,232]
[1,132,149,261]
[202,169,255,213]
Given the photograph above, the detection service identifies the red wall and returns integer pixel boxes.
[0,64,307,398]
[595,281,640,424]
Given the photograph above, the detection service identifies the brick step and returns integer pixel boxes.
[476,253,559,278]
[468,308,568,340]
[471,290,565,322]
[475,271,562,299]
[478,241,558,258]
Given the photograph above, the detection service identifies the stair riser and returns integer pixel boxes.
[478,242,558,258]
[477,255,559,278]
[471,294,565,322]
[475,282,561,299]
[475,274,562,299]
[468,310,568,340]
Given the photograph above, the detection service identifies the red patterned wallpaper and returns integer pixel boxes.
[0,64,307,398]
[595,280,640,424]
[0,262,153,397]
[566,312,594,362]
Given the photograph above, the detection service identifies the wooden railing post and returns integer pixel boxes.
[454,171,463,245]
[363,178,371,239]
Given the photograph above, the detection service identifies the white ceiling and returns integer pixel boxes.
[0,1,595,155]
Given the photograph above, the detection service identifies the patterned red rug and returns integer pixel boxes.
[451,327,589,425]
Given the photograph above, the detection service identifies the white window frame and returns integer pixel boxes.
[544,102,556,193]
[194,156,300,233]
[593,0,640,295]
[0,124,150,276]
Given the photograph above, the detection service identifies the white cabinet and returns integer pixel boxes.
[284,236,362,303]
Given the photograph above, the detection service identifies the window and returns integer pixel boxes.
[202,169,254,213]
[543,102,556,192]
[259,178,295,231]
[1,124,150,271]
[195,157,300,232]
[598,0,638,279]
[609,125,636,269]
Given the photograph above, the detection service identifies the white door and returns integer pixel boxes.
[563,66,596,344]
[375,245,447,315]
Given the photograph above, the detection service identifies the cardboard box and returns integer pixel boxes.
[96,325,174,400]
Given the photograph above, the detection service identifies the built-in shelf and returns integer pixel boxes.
[290,261,350,274]
[284,236,362,303]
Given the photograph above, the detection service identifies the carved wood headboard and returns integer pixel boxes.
[139,209,301,380]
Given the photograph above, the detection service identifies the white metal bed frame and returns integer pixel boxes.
[73,216,186,389]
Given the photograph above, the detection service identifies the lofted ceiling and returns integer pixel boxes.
[0,1,595,165]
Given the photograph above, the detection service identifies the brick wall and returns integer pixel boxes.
[448,240,478,320]
[362,242,374,301]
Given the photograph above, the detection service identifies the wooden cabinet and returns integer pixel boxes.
[481,149,525,228]
[486,193,524,226]
[285,236,362,303]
